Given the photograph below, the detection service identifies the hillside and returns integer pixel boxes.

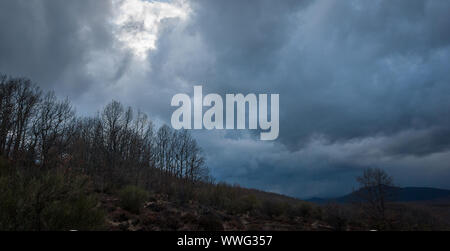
[101,184,450,231]
[1,74,449,231]
[101,187,334,231]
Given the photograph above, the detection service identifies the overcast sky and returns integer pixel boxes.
[1,0,450,198]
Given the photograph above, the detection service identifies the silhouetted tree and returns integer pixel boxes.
[355,168,394,229]
[0,73,210,192]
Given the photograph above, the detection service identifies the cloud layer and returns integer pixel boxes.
[1,0,449,198]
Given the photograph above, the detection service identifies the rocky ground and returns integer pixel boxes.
[100,194,334,231]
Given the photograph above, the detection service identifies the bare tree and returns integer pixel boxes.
[0,76,41,162]
[1,74,210,192]
[355,168,395,229]
[31,92,75,168]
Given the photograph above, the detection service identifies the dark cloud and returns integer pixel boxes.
[0,0,116,97]
[1,0,450,197]
[152,0,450,147]
[152,0,450,197]
[384,127,450,157]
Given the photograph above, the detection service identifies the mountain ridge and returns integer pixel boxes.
[306,186,450,204]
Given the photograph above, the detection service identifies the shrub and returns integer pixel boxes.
[0,162,105,231]
[323,203,349,231]
[261,200,286,218]
[287,202,313,218]
[198,213,224,231]
[118,185,149,214]
[43,193,105,231]
[226,194,261,215]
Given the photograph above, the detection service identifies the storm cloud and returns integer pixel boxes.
[1,0,449,198]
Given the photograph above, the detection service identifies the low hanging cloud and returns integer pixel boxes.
[1,0,449,197]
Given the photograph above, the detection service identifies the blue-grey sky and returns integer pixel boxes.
[1,0,450,198]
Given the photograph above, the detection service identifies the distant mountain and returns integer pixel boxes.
[307,187,450,204]
[305,197,330,204]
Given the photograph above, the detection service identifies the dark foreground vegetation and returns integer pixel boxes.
[1,74,449,231]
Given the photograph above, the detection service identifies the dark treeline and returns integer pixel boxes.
[0,73,212,230]
[0,74,209,190]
